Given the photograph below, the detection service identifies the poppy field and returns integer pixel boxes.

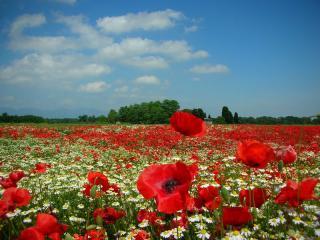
[0,116,320,239]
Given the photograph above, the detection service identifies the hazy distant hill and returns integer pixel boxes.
[0,107,104,118]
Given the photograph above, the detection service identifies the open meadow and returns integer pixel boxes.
[0,123,319,239]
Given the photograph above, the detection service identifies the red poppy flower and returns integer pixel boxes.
[171,212,188,228]
[73,234,84,240]
[0,177,16,189]
[0,200,9,218]
[222,207,253,226]
[170,111,206,137]
[137,209,162,226]
[35,213,60,235]
[137,161,193,214]
[93,207,125,224]
[276,145,297,164]
[9,170,25,183]
[134,230,150,240]
[275,178,318,207]
[83,171,110,197]
[2,187,31,209]
[18,213,67,240]
[88,172,109,186]
[197,186,222,210]
[33,163,51,173]
[236,140,275,168]
[239,188,268,208]
[18,227,45,240]
[84,230,106,240]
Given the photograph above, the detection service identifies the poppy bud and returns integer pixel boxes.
[96,215,104,226]
[90,185,98,198]
[64,233,74,240]
[278,160,284,172]
[220,187,230,203]
[86,224,97,230]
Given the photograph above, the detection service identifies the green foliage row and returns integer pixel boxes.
[212,106,320,125]
[109,99,180,124]
[0,113,45,123]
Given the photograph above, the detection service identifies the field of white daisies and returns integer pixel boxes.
[0,123,319,240]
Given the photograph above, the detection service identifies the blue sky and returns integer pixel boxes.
[0,0,319,118]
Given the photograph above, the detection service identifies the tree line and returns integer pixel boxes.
[211,106,320,125]
[1,102,319,125]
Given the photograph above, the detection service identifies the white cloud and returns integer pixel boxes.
[53,0,77,5]
[190,64,229,74]
[9,36,78,53]
[99,37,208,61]
[0,53,111,84]
[97,9,183,34]
[56,14,113,49]
[114,85,129,94]
[79,81,110,93]
[123,56,168,69]
[184,25,198,33]
[10,14,46,37]
[134,75,160,85]
[9,14,113,53]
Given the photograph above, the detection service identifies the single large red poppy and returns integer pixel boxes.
[18,214,67,240]
[137,161,193,214]
[275,145,297,164]
[236,140,275,168]
[196,185,222,210]
[83,171,110,197]
[93,207,125,224]
[0,170,25,189]
[275,178,318,207]
[18,227,45,240]
[170,111,206,137]
[2,187,31,209]
[0,177,16,189]
[222,207,253,226]
[35,213,65,235]
[9,171,25,183]
[239,188,268,208]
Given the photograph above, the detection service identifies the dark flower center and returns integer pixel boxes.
[163,179,180,193]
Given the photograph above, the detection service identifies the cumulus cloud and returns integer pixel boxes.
[79,81,110,93]
[114,85,129,94]
[10,14,46,37]
[184,25,198,33]
[190,64,229,74]
[9,36,78,53]
[99,37,208,61]
[0,53,111,84]
[123,56,168,69]
[9,14,78,53]
[134,75,160,85]
[56,14,113,49]
[97,9,183,34]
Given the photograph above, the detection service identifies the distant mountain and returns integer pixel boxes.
[0,107,105,118]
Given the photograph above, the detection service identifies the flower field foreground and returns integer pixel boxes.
[0,123,319,239]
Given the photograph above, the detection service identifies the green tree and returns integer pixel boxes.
[192,108,206,119]
[212,116,226,124]
[222,106,233,124]
[107,109,118,123]
[97,115,107,123]
[234,112,239,124]
[78,115,88,122]
[182,109,193,114]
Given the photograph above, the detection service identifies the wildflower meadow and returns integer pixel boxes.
[0,112,319,239]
